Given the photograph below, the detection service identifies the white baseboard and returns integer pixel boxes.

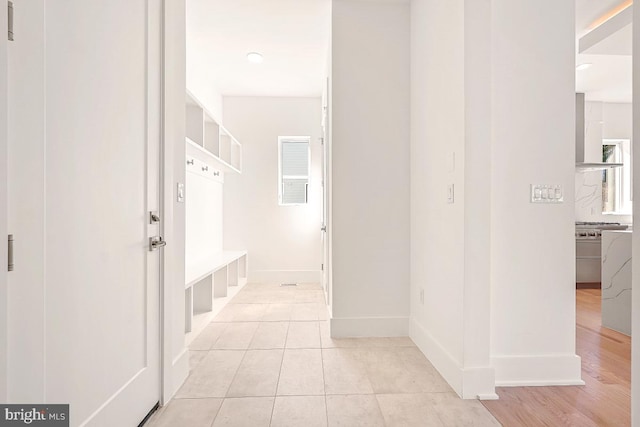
[410,318,496,399]
[168,349,189,400]
[249,270,322,284]
[492,354,584,386]
[330,316,408,337]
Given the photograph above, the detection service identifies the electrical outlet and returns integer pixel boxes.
[419,288,424,305]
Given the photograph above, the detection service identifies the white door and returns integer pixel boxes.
[7,1,163,426]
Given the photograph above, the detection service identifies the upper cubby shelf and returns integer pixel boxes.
[185,91,242,174]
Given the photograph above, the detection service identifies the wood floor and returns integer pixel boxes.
[482,289,631,426]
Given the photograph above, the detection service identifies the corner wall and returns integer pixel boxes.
[222,97,323,284]
[490,0,581,386]
[409,0,495,399]
[409,0,580,397]
[330,0,410,337]
[409,0,465,391]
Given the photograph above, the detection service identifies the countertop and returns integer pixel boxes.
[601,230,631,336]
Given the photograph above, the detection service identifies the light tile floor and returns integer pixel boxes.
[147,283,501,427]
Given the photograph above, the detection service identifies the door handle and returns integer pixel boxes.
[321,226,327,232]
[149,236,167,251]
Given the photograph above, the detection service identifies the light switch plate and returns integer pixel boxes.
[530,184,563,203]
[177,182,185,203]
[447,184,455,204]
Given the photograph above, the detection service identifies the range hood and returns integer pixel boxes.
[575,92,623,172]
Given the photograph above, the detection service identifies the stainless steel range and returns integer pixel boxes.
[576,222,628,284]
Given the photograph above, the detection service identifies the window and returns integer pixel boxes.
[602,139,632,214]
[278,137,310,205]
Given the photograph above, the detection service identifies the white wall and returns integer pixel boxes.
[223,97,323,283]
[410,0,494,399]
[631,3,639,424]
[409,0,580,396]
[330,0,410,337]
[186,62,223,121]
[490,0,581,385]
[186,0,223,120]
[186,169,223,267]
[575,102,633,223]
[410,0,465,390]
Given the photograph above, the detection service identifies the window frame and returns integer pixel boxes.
[278,136,311,206]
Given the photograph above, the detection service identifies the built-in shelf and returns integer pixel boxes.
[185,91,242,174]
[183,90,246,339]
[185,250,248,334]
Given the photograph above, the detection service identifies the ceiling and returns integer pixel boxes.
[187,0,331,98]
[186,0,631,102]
[575,0,633,103]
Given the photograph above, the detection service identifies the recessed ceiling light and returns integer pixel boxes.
[246,52,263,64]
[576,63,592,71]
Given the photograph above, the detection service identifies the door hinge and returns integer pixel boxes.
[321,263,324,271]
[8,1,14,41]
[8,234,14,271]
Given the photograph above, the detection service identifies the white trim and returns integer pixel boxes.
[0,0,8,401]
[410,319,497,399]
[410,318,462,396]
[461,367,498,400]
[249,269,322,284]
[169,349,189,398]
[492,354,584,387]
[331,316,409,337]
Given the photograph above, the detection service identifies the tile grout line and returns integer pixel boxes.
[373,394,388,427]
[207,398,224,427]
[269,320,291,426]
[319,321,330,427]
[208,302,255,425]
[205,321,229,351]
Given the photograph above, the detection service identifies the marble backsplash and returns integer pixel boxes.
[575,171,632,224]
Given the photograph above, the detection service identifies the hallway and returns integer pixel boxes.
[147,283,501,426]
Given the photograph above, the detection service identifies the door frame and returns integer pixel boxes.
[159,0,188,404]
[632,2,639,423]
[0,0,9,403]
[321,77,330,309]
